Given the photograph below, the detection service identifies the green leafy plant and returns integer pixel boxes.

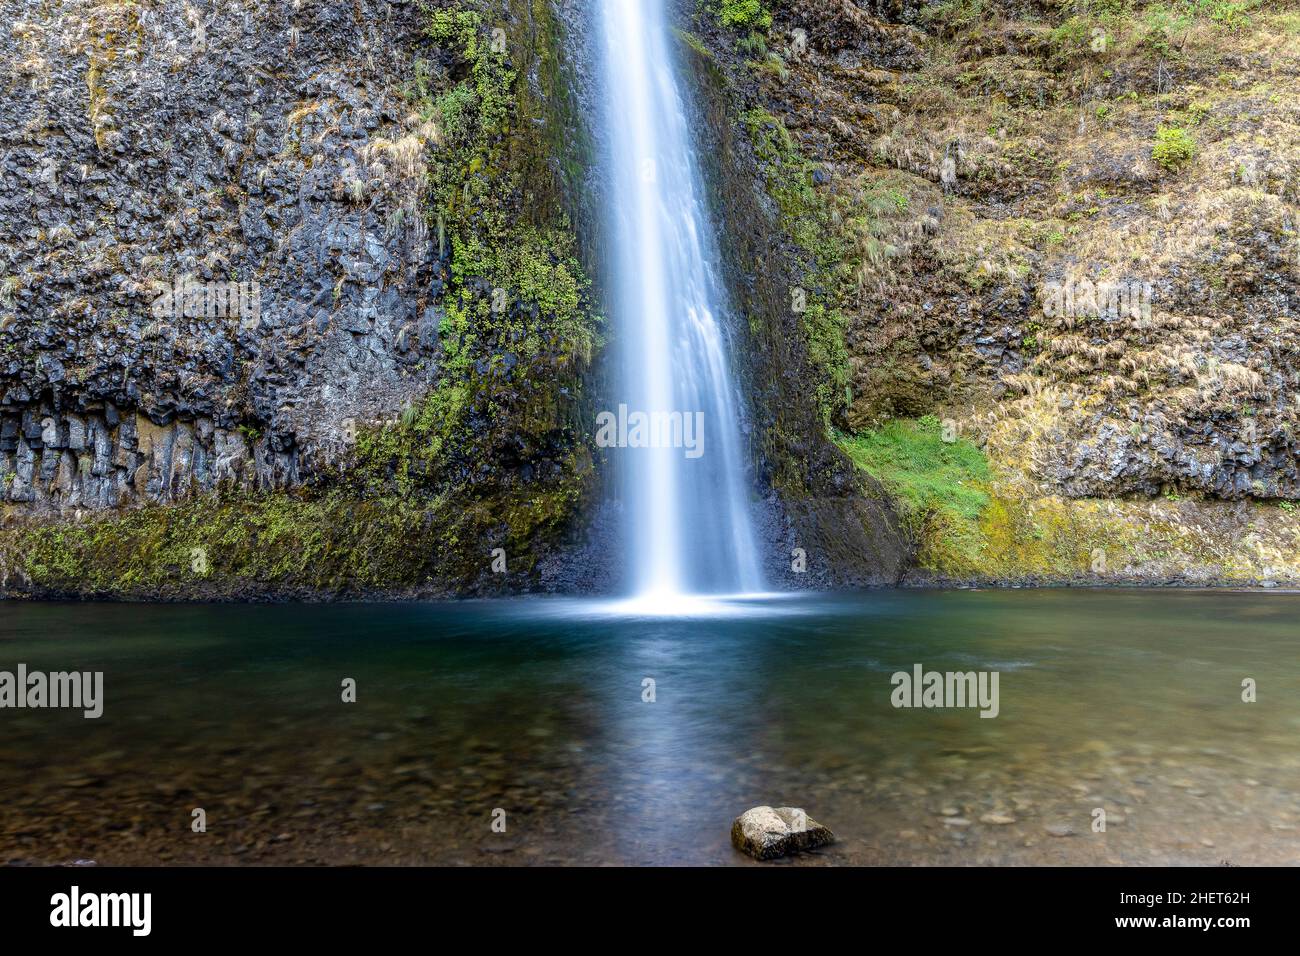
[1152,124,1196,170]
[714,0,771,31]
[1142,3,1194,56]
[1189,0,1260,31]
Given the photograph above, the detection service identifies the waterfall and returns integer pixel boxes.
[598,0,762,598]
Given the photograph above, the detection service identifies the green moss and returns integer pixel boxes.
[836,417,990,523]
[740,107,850,426]
[836,417,993,573]
[377,1,597,483]
[0,476,592,598]
[674,28,714,61]
[343,0,601,564]
[742,109,814,230]
[3,492,419,595]
[450,225,594,356]
[424,8,515,212]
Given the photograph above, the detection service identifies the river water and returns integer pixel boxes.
[1,590,1297,866]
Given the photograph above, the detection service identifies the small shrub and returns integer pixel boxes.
[1152,124,1196,170]
[1142,4,1193,56]
[1049,15,1092,57]
[716,0,771,31]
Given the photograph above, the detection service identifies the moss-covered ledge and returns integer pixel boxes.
[0,472,592,601]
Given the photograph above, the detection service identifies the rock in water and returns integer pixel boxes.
[731,806,834,860]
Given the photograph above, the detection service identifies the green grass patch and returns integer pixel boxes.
[836,416,992,571]
[836,416,990,522]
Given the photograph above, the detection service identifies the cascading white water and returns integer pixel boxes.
[599,0,762,598]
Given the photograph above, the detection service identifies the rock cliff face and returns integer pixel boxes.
[1,0,444,514]
[3,0,1296,598]
[0,0,610,598]
[678,20,913,588]
[682,0,1300,586]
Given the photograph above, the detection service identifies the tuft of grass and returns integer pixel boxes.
[921,0,987,36]
[1196,0,1260,32]
[1272,12,1300,34]
[673,28,713,61]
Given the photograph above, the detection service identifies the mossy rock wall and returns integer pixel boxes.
[681,0,1300,588]
[675,10,914,587]
[0,0,610,600]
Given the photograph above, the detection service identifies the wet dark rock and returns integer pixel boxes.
[681,35,913,589]
[0,0,442,516]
